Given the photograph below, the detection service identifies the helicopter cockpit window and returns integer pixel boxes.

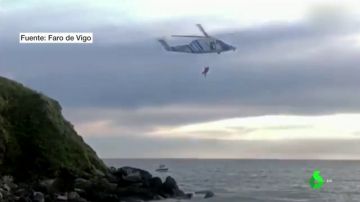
[210,41,216,50]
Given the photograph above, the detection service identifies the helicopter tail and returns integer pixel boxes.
[158,39,172,51]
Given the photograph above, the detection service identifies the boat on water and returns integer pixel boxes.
[156,164,169,172]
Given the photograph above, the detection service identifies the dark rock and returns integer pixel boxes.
[2,176,14,185]
[114,167,152,184]
[51,168,78,193]
[163,176,178,191]
[160,176,191,199]
[117,186,156,201]
[74,178,91,190]
[68,191,80,200]
[13,187,33,202]
[33,191,45,202]
[88,192,119,202]
[0,169,188,202]
[37,173,76,195]
[18,197,32,202]
[101,194,120,202]
[105,173,118,184]
[38,179,56,193]
[56,194,68,201]
[71,197,88,202]
[149,177,162,192]
[120,198,144,202]
[2,183,11,192]
[92,178,117,193]
[13,187,25,196]
[74,188,85,194]
[204,191,214,198]
[153,194,165,200]
[94,169,105,177]
[195,190,215,198]
[162,176,182,196]
[109,167,117,173]
[74,198,88,202]
[185,193,193,199]
[81,178,118,201]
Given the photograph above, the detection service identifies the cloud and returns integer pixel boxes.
[3,1,360,158]
[86,136,360,159]
[67,106,360,144]
[0,0,308,32]
[154,114,360,140]
[64,105,261,138]
[2,21,360,114]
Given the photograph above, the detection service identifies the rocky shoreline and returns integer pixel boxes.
[0,166,192,202]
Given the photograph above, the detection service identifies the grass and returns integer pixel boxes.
[0,76,106,181]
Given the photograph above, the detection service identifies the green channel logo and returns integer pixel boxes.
[309,169,324,189]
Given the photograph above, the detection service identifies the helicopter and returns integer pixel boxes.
[158,24,236,54]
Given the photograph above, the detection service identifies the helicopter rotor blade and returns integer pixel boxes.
[171,35,208,38]
[196,24,210,37]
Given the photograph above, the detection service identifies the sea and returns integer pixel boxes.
[104,159,360,202]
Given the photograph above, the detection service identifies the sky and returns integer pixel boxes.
[1,0,360,159]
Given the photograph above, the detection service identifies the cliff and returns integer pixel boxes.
[0,76,106,181]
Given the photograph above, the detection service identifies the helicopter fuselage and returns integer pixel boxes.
[158,24,236,54]
[187,38,235,54]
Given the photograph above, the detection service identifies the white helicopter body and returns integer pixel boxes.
[158,24,236,54]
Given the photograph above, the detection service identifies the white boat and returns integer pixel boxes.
[155,164,169,172]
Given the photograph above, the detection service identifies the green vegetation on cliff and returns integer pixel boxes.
[0,76,106,181]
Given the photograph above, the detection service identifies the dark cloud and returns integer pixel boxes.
[2,21,360,116]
